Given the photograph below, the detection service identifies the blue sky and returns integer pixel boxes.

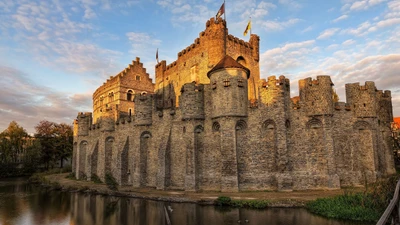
[0,0,399,133]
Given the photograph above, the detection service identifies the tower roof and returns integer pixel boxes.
[207,55,250,79]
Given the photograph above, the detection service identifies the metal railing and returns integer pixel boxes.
[377,179,400,225]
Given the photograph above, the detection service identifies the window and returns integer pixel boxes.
[108,92,114,102]
[223,78,230,87]
[212,81,217,89]
[129,108,132,117]
[238,79,244,87]
[127,90,133,101]
[190,65,198,83]
[136,75,141,81]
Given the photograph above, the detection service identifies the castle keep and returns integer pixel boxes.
[72,18,395,192]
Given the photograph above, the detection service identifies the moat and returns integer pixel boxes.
[0,178,373,225]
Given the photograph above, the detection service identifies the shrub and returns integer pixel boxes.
[105,173,118,191]
[61,165,72,173]
[65,172,76,180]
[215,196,269,209]
[28,173,47,184]
[307,174,400,222]
[91,173,103,183]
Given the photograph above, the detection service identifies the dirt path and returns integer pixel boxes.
[45,173,364,207]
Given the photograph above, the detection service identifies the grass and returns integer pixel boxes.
[215,196,269,209]
[306,192,381,221]
[306,174,400,222]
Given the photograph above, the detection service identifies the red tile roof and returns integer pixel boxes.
[207,55,250,78]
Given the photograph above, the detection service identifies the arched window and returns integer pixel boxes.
[108,92,114,102]
[127,90,133,101]
[236,56,246,66]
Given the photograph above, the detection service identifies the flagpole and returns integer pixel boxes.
[223,0,226,57]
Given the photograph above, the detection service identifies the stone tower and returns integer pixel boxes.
[208,55,249,119]
[207,55,250,192]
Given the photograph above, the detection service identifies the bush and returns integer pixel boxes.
[307,174,400,222]
[215,196,269,209]
[28,173,48,184]
[105,173,118,191]
[65,172,76,180]
[91,173,102,183]
[61,165,72,173]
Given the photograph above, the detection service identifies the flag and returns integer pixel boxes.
[243,20,251,36]
[216,2,225,19]
[156,48,159,63]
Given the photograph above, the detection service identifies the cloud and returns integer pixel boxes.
[0,65,92,133]
[278,0,302,9]
[261,40,317,74]
[317,28,340,39]
[301,25,313,33]
[342,0,386,12]
[332,15,349,23]
[259,18,301,31]
[342,39,356,46]
[1,0,123,77]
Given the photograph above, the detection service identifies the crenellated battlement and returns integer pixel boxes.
[179,83,205,120]
[298,75,334,116]
[134,92,153,125]
[260,75,290,90]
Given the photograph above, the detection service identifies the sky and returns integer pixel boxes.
[0,0,399,134]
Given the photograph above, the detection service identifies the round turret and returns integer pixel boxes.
[207,55,249,118]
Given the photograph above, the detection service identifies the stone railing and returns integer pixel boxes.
[376,178,400,225]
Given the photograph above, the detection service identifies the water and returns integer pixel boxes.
[0,178,373,225]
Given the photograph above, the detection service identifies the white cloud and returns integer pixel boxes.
[301,25,313,33]
[278,0,302,9]
[332,15,349,23]
[342,0,386,12]
[317,28,340,39]
[261,40,316,74]
[259,18,301,31]
[342,39,356,46]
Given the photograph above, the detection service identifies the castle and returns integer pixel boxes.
[72,17,395,192]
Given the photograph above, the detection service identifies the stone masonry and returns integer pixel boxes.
[72,18,395,192]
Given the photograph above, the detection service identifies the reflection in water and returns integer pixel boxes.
[0,178,373,225]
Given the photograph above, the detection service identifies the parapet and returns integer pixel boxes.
[76,112,92,136]
[179,83,205,120]
[299,75,333,88]
[260,75,290,90]
[298,75,334,116]
[134,93,153,125]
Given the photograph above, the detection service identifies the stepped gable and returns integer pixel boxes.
[207,55,250,78]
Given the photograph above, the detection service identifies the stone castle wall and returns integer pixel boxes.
[73,72,395,191]
[72,18,395,192]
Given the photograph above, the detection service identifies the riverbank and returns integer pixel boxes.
[37,173,364,207]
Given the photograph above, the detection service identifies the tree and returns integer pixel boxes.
[35,120,57,169]
[34,120,73,169]
[54,123,73,168]
[0,121,28,164]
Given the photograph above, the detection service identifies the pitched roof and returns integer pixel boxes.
[394,117,400,125]
[207,55,250,78]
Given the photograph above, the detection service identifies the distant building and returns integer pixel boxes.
[73,17,395,192]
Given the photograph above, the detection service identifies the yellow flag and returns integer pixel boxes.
[244,20,251,36]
